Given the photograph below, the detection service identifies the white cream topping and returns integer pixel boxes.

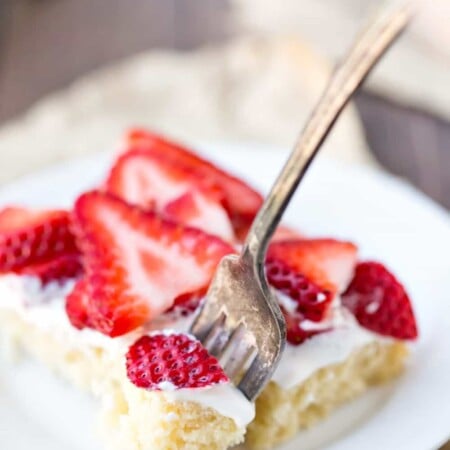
[0,274,389,427]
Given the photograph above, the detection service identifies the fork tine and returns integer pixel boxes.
[202,313,231,357]
[190,302,221,342]
[217,324,244,375]
[218,322,245,362]
[206,328,231,358]
[222,341,256,384]
[238,354,270,401]
[190,255,285,400]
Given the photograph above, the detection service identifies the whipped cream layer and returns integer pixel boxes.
[0,274,387,426]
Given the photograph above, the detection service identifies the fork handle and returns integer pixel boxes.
[242,1,414,265]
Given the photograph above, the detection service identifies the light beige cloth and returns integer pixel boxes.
[0,36,370,185]
[233,0,450,119]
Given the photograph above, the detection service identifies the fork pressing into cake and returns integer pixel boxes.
[190,1,414,401]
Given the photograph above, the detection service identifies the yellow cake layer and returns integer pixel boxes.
[246,340,408,449]
[0,309,408,450]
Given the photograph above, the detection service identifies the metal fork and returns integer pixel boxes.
[190,1,414,401]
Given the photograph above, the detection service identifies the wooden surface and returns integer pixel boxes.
[0,0,449,216]
[0,0,229,121]
[355,92,450,210]
[0,1,448,449]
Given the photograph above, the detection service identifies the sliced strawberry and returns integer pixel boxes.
[125,128,263,239]
[266,258,333,345]
[342,261,418,340]
[0,207,77,272]
[283,309,329,345]
[168,290,206,316]
[267,239,358,294]
[72,191,234,337]
[16,253,82,285]
[105,150,234,241]
[266,238,357,345]
[66,278,92,330]
[271,225,304,242]
[163,191,234,241]
[106,149,222,209]
[126,333,228,390]
[266,258,333,322]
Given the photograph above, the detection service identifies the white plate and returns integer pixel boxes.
[0,143,449,450]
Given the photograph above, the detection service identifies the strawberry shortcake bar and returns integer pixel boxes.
[0,129,417,450]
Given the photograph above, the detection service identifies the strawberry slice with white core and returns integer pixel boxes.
[163,191,234,241]
[265,238,357,345]
[106,150,235,241]
[0,206,77,272]
[106,150,217,208]
[267,239,358,294]
[125,128,263,240]
[126,333,229,390]
[72,191,234,337]
[271,225,304,242]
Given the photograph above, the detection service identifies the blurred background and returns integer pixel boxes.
[0,0,448,214]
[0,0,448,448]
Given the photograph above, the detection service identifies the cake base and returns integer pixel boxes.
[246,341,408,449]
[0,309,408,450]
[0,309,244,450]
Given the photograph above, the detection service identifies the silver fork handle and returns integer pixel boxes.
[242,1,414,266]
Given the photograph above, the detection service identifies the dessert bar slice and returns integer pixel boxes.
[0,129,417,450]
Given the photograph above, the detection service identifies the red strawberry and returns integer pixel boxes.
[342,262,418,340]
[126,333,228,390]
[271,225,304,243]
[0,207,77,272]
[16,253,82,285]
[168,291,206,316]
[106,149,222,208]
[125,128,263,239]
[105,150,235,241]
[163,191,234,241]
[267,239,358,294]
[266,258,333,345]
[71,191,234,337]
[65,278,92,329]
[266,258,333,322]
[283,309,329,345]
